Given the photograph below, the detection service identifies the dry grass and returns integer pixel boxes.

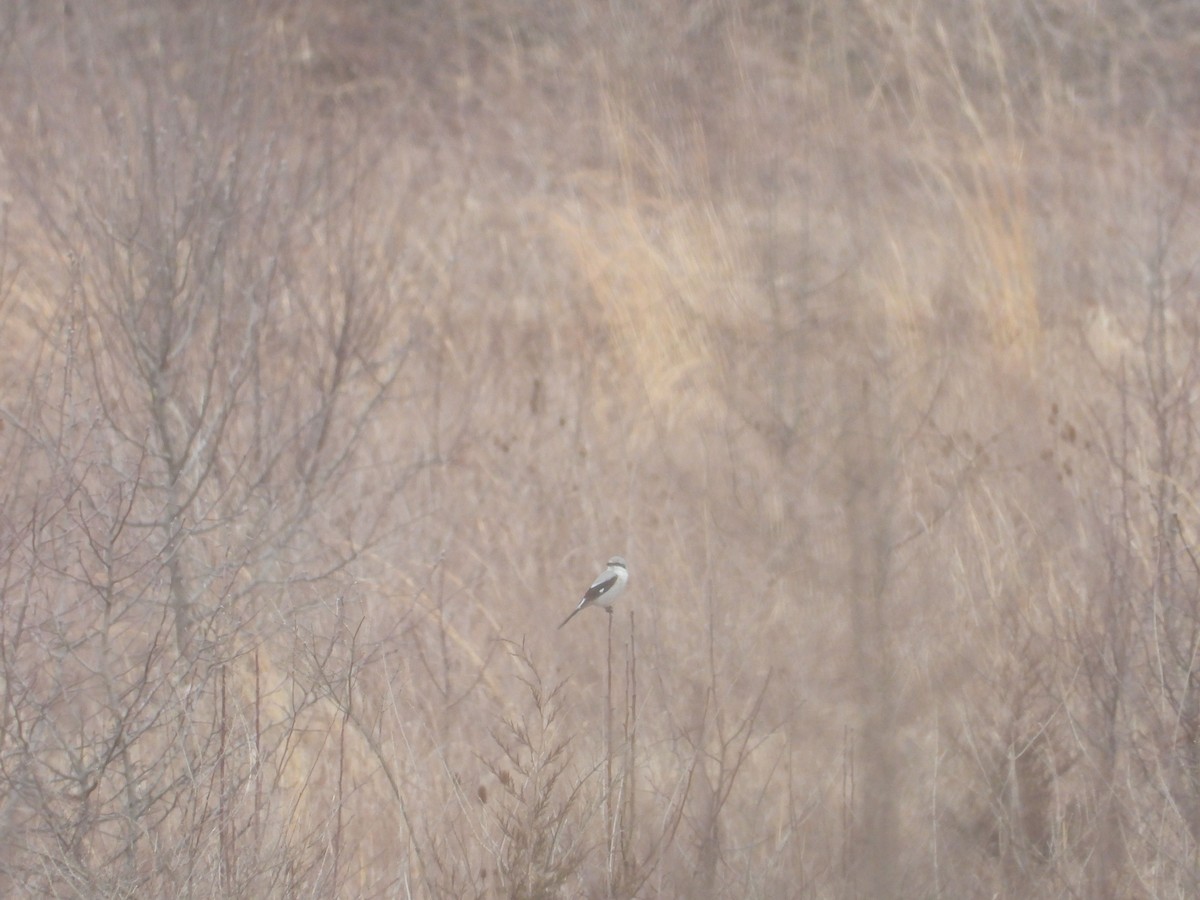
[3,0,1200,896]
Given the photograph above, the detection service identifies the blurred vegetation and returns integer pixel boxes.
[2,1,1200,896]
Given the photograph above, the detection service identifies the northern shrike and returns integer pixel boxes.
[558,556,629,628]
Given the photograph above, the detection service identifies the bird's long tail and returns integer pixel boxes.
[558,603,585,629]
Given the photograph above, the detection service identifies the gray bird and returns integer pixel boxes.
[559,556,629,628]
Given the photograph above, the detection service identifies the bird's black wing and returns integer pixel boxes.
[583,574,618,603]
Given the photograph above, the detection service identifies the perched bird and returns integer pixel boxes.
[558,556,629,628]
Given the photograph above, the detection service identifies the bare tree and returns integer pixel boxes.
[0,5,420,894]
